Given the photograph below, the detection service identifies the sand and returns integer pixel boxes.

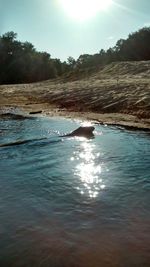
[0,61,150,130]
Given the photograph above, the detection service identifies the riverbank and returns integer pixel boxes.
[1,103,150,131]
[0,61,150,130]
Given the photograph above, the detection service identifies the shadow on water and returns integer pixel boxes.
[0,137,61,148]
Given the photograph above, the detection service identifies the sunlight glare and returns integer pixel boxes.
[59,0,113,21]
[73,141,105,198]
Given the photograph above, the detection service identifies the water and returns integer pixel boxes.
[0,116,150,267]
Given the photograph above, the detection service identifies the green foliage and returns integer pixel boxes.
[0,31,66,84]
[0,27,150,84]
[67,56,76,69]
[74,27,150,70]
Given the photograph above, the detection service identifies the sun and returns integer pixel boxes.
[59,0,112,21]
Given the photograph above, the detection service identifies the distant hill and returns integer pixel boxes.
[61,60,150,81]
[97,61,150,78]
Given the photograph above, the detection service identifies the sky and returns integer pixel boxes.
[0,0,150,61]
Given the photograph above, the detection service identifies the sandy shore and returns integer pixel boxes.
[0,61,150,130]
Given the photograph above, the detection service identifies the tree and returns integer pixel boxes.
[0,27,150,84]
[67,56,76,70]
[0,32,58,84]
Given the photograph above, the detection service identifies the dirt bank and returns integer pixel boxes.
[0,61,150,130]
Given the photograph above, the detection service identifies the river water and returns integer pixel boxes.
[0,116,150,267]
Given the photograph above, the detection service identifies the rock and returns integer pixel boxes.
[29,111,42,114]
[61,126,95,138]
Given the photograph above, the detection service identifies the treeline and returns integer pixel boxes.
[71,27,150,70]
[0,27,150,84]
[0,32,69,84]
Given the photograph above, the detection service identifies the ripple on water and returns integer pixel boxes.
[0,117,150,267]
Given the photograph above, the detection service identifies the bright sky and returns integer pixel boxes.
[0,0,150,61]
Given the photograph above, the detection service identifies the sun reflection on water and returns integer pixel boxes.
[72,140,105,198]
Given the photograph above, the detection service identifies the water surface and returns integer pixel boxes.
[0,116,150,267]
